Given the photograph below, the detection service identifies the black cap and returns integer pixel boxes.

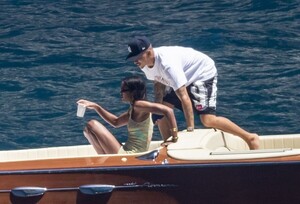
[126,36,151,61]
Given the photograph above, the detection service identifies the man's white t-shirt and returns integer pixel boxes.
[141,46,217,91]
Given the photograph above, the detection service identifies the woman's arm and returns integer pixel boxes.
[77,99,129,128]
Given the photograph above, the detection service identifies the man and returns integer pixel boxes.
[126,36,259,149]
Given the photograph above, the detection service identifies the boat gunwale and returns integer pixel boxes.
[2,157,300,175]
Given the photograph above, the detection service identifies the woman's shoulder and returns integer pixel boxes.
[133,100,153,107]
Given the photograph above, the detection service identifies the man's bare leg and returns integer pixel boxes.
[200,114,259,150]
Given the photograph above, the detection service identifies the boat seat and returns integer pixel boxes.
[168,128,249,152]
[258,134,300,149]
[167,129,250,160]
[0,145,98,162]
[167,130,300,161]
[0,141,162,162]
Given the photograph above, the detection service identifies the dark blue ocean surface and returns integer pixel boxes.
[0,0,299,150]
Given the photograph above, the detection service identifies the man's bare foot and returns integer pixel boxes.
[248,133,260,150]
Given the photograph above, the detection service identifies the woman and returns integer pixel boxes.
[77,75,178,154]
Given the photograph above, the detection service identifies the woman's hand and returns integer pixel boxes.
[77,99,99,110]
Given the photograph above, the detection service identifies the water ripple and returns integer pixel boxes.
[0,0,299,149]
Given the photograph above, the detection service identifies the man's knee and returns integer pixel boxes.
[200,114,216,127]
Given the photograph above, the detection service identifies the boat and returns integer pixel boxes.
[1,128,300,204]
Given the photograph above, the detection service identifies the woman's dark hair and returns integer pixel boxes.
[122,75,147,102]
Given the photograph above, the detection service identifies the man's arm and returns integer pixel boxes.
[175,86,194,131]
[153,81,166,103]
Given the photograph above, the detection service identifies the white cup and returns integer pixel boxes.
[77,103,86,117]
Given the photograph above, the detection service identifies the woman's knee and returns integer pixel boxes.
[86,119,100,128]
[84,120,101,134]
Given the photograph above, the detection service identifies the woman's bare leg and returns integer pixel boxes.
[83,119,121,154]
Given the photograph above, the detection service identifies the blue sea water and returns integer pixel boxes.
[0,0,299,150]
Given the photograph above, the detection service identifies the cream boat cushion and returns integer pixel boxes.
[167,129,300,160]
[0,141,162,162]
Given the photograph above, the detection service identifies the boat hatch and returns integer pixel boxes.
[136,149,159,161]
[79,184,115,195]
[11,187,47,197]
